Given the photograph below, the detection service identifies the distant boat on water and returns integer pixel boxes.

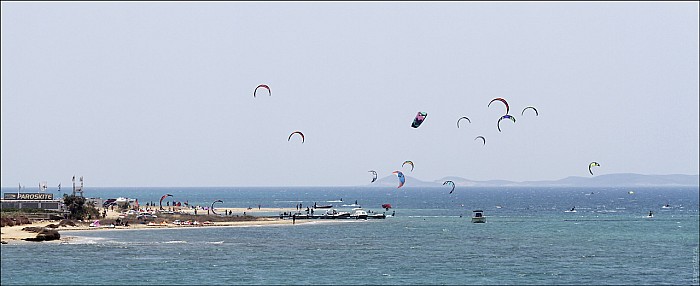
[313,202,332,209]
[342,200,361,207]
[471,210,486,223]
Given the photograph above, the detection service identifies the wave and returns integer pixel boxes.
[60,236,107,245]
[163,240,187,244]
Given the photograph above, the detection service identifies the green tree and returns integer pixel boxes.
[63,195,99,220]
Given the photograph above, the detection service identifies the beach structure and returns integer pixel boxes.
[1,192,63,212]
[2,182,62,211]
[72,176,84,196]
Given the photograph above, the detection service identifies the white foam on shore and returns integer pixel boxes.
[60,236,107,245]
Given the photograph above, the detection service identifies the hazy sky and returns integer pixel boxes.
[2,2,698,187]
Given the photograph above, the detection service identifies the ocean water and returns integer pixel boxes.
[1,186,698,285]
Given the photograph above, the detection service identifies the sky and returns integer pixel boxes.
[2,2,699,187]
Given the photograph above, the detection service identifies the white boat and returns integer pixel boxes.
[350,208,368,219]
[471,210,486,223]
[342,200,361,207]
[324,209,350,217]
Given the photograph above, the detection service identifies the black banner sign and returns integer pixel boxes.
[3,193,54,200]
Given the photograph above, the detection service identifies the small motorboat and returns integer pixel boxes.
[343,200,361,208]
[325,209,350,218]
[471,210,486,223]
[350,208,368,219]
[313,203,333,209]
[564,206,577,213]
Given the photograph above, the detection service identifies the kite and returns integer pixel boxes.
[159,194,173,210]
[382,203,392,211]
[475,136,486,145]
[288,131,305,143]
[254,84,271,97]
[402,160,415,172]
[368,170,378,183]
[211,200,224,215]
[457,117,471,128]
[497,115,516,132]
[589,162,600,176]
[521,106,538,116]
[443,180,456,194]
[411,112,428,128]
[488,98,510,115]
[392,171,405,188]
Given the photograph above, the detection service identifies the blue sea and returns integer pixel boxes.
[2,186,699,285]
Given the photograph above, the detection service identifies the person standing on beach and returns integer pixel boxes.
[292,214,296,225]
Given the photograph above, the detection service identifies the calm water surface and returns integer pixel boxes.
[2,187,698,285]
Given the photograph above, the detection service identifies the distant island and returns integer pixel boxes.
[367,173,700,187]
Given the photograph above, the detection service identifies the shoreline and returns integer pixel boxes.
[0,217,331,245]
[1,206,334,245]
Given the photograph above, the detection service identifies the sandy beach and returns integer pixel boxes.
[0,207,318,245]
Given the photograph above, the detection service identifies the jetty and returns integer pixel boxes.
[279,208,387,220]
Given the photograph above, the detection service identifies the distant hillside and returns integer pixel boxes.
[372,174,437,187]
[365,173,699,187]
